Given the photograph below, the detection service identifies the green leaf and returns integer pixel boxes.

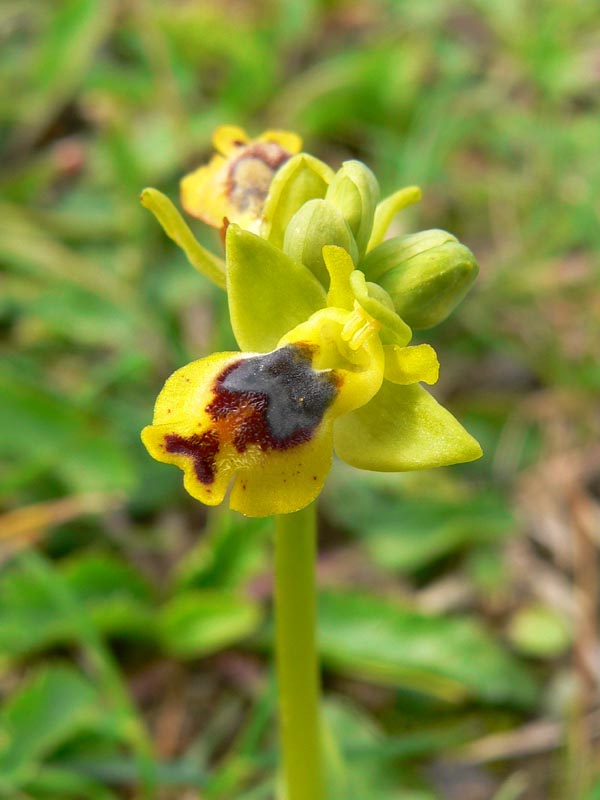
[22,765,119,799]
[0,565,72,659]
[28,284,138,347]
[325,476,512,572]
[261,153,334,249]
[583,780,600,800]
[0,665,99,792]
[0,553,156,660]
[318,591,538,707]
[323,699,443,800]
[226,225,326,351]
[334,382,482,472]
[0,366,135,494]
[174,511,271,591]
[158,590,262,658]
[13,0,116,145]
[62,553,156,639]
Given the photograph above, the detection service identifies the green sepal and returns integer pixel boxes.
[226,224,327,352]
[140,188,226,289]
[367,185,422,251]
[283,199,359,286]
[361,230,479,329]
[261,153,334,250]
[325,160,379,257]
[334,381,482,471]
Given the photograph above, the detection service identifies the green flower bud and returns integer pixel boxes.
[325,160,379,257]
[283,199,358,286]
[360,230,479,329]
[261,154,334,249]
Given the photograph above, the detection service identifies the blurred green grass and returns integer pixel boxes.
[1,1,599,798]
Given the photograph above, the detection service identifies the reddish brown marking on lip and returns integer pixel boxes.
[165,430,219,484]
[207,345,338,455]
[163,346,338,487]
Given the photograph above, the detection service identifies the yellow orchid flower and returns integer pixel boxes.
[180,125,302,232]
[142,241,481,517]
[141,302,384,517]
[142,130,485,800]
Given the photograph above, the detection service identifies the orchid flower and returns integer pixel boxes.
[142,231,481,517]
[180,125,302,233]
[141,125,484,800]
[142,132,482,518]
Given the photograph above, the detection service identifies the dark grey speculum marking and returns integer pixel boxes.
[212,345,338,447]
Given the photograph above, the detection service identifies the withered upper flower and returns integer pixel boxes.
[180,125,302,232]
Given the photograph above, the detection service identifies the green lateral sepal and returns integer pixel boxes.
[334,381,483,471]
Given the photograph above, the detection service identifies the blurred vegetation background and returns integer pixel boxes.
[1,0,599,798]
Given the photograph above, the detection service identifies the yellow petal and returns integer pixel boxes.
[140,188,226,289]
[180,155,231,227]
[230,424,333,516]
[258,129,303,154]
[212,125,249,155]
[384,343,440,385]
[278,307,385,418]
[367,185,422,251]
[324,245,355,311]
[141,352,241,506]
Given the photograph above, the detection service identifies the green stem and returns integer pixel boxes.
[274,502,324,800]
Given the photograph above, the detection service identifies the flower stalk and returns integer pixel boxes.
[274,503,323,800]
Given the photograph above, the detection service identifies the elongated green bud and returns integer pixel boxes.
[261,154,334,249]
[283,199,358,286]
[361,230,478,329]
[325,160,379,257]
